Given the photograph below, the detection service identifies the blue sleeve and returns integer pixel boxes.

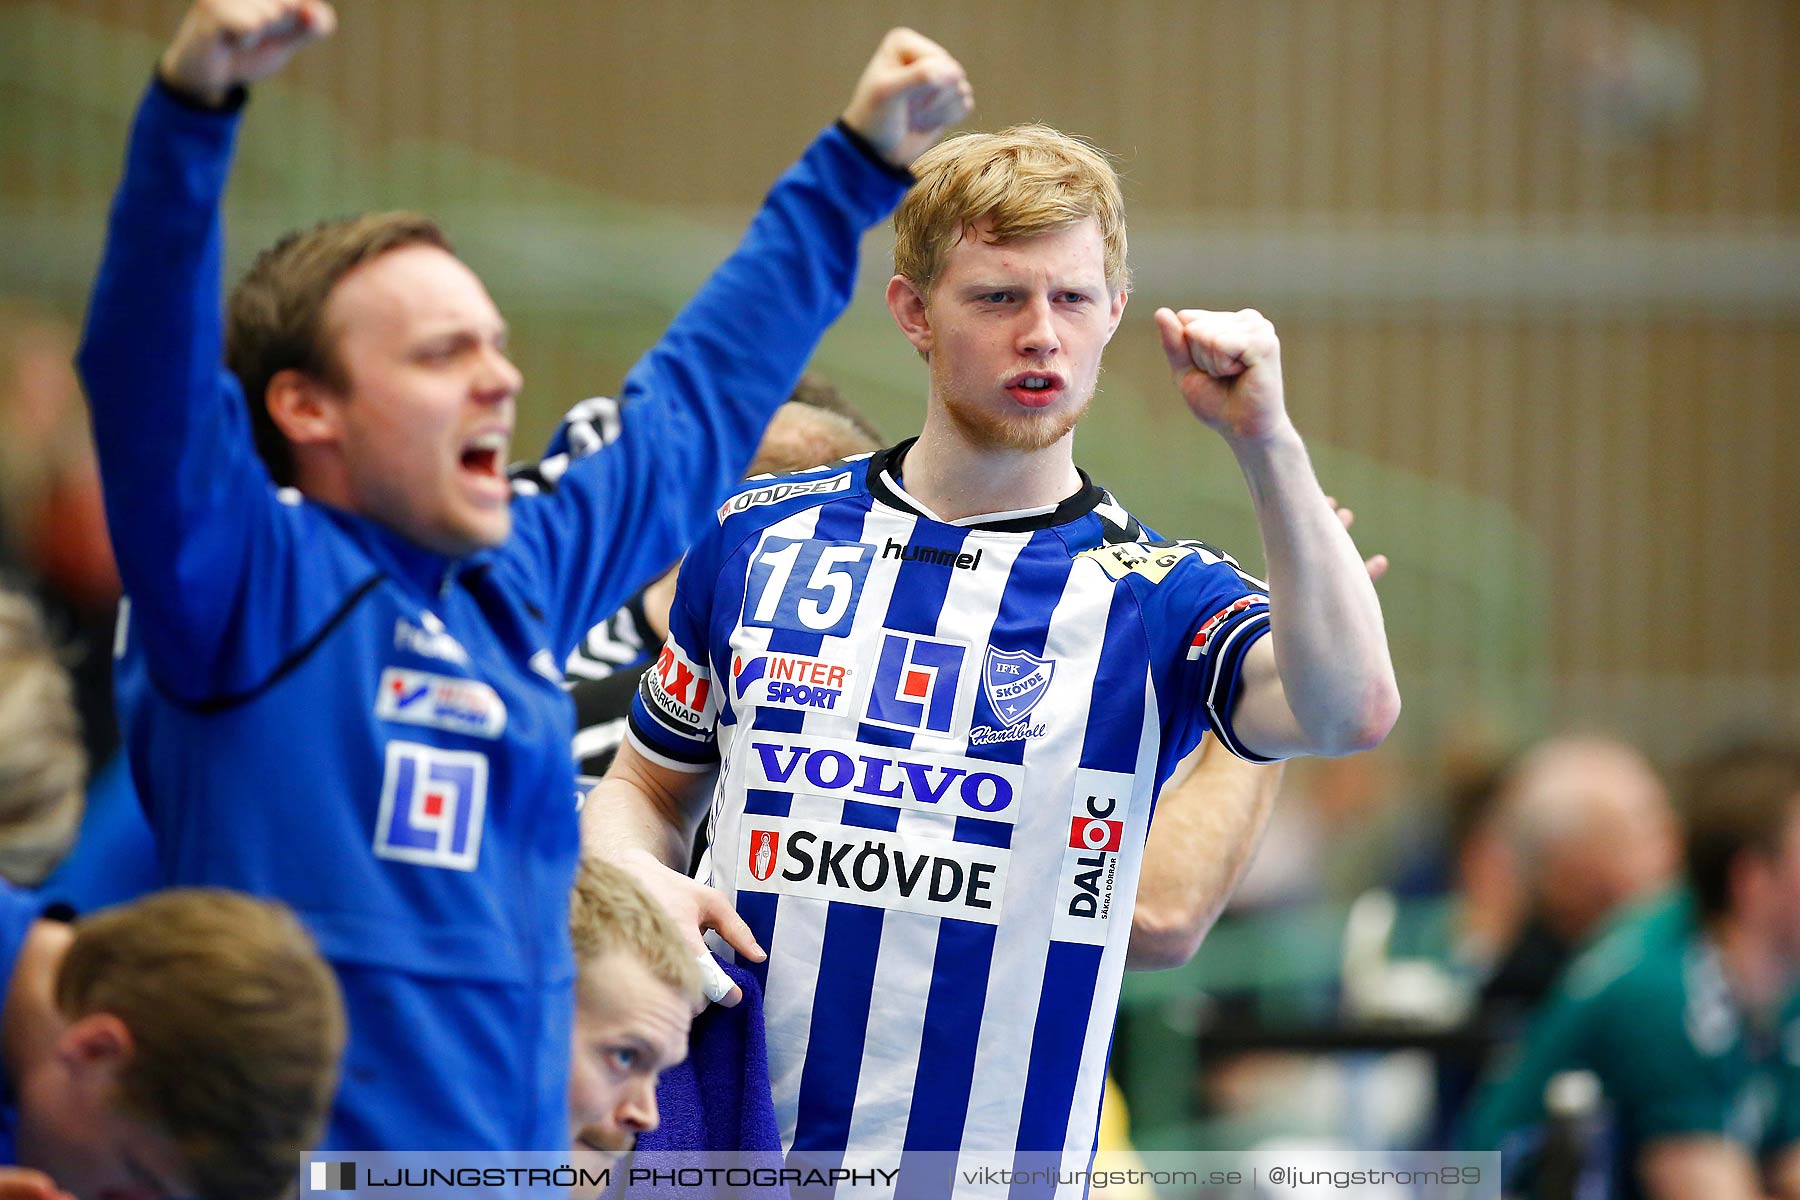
[506,125,909,660]
[1124,541,1273,768]
[75,82,327,700]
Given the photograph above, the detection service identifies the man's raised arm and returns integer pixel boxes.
[517,30,973,658]
[1130,503,1388,969]
[76,0,334,680]
[1154,307,1401,761]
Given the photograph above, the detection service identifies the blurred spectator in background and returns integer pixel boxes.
[0,310,156,914]
[1433,757,1523,985]
[0,305,119,767]
[1465,742,1800,1200]
[1415,736,1679,1143]
[1481,735,1680,1027]
[0,591,84,889]
[566,858,700,1165]
[0,888,344,1200]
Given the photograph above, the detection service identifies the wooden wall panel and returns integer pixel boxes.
[35,0,1797,219]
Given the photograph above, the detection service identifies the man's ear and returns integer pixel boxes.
[57,1013,133,1072]
[885,275,933,358]
[265,368,345,450]
[1105,289,1129,343]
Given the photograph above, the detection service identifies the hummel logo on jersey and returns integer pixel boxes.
[528,649,563,684]
[374,668,507,739]
[865,633,965,734]
[393,613,469,666]
[733,652,854,713]
[745,732,1021,818]
[718,472,852,520]
[881,538,984,571]
[1187,595,1269,661]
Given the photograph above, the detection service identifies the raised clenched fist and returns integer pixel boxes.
[1154,306,1291,445]
[840,28,974,169]
[158,0,336,107]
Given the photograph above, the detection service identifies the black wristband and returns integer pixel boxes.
[152,70,249,114]
[834,119,915,185]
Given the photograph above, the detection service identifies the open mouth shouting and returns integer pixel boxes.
[1005,370,1065,408]
[458,428,511,502]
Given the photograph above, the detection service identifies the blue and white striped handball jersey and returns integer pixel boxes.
[627,440,1275,1169]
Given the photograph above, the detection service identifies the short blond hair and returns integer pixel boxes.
[570,858,702,1004]
[57,890,346,1200]
[0,590,83,884]
[894,124,1129,298]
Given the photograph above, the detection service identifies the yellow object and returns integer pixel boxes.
[1095,1074,1155,1198]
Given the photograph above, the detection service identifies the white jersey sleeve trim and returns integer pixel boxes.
[624,725,717,774]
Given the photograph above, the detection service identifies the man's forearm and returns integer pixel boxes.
[1232,425,1398,755]
[580,771,697,871]
[1129,741,1282,969]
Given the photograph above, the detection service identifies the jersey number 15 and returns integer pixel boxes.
[744,536,873,637]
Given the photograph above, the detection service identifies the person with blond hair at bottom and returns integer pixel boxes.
[566,858,700,1165]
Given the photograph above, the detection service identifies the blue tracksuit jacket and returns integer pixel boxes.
[77,79,907,1150]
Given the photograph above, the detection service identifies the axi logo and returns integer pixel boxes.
[864,633,965,734]
[652,645,710,714]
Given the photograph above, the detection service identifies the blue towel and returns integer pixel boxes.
[630,959,787,1198]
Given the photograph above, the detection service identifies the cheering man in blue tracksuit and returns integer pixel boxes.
[76,0,972,1151]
